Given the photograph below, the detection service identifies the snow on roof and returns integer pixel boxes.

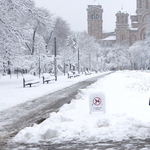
[102,35,116,41]
[117,10,128,14]
[130,28,138,31]
[130,12,137,16]
[103,30,115,34]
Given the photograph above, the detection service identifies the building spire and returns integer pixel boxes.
[121,5,124,12]
[92,0,99,5]
[121,5,123,11]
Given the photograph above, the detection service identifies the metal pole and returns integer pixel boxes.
[68,59,70,71]
[39,50,41,78]
[54,37,57,81]
[89,53,91,71]
[64,63,66,76]
[78,48,80,74]
[17,67,18,79]
[54,37,57,57]
[70,64,71,71]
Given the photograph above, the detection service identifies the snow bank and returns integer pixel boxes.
[13,71,150,143]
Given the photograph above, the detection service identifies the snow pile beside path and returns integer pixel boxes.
[13,71,150,143]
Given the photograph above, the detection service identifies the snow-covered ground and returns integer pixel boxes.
[0,72,107,112]
[13,70,150,143]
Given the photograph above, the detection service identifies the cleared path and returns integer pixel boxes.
[0,72,112,149]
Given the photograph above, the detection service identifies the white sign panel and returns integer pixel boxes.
[89,92,106,113]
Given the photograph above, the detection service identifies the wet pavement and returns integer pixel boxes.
[3,138,150,150]
[0,72,113,149]
[1,72,150,150]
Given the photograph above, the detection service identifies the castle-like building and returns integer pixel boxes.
[87,0,150,46]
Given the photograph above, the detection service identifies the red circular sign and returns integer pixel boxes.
[93,97,102,106]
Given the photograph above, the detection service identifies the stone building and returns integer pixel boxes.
[87,0,150,46]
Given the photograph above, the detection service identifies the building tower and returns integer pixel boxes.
[135,0,150,41]
[87,3,103,39]
[136,0,150,14]
[115,11,129,45]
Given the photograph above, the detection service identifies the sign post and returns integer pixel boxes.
[89,92,106,114]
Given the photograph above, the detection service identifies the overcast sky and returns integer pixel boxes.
[34,0,136,32]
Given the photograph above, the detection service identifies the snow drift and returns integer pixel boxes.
[13,71,150,143]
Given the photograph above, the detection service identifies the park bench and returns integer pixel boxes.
[73,71,80,77]
[68,71,80,78]
[43,73,56,84]
[68,71,74,78]
[23,75,40,87]
[85,70,92,75]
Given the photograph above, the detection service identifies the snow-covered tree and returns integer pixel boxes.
[53,17,71,52]
[79,32,100,71]
[0,0,35,73]
[129,38,150,70]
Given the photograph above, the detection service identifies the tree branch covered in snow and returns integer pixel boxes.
[1,0,150,75]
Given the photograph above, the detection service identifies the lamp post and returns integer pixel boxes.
[89,53,91,71]
[39,50,41,79]
[67,59,70,71]
[54,37,57,81]
[78,48,80,74]
[64,62,66,76]
[63,49,66,76]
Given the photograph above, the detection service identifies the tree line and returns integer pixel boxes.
[0,0,150,76]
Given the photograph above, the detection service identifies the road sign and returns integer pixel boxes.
[89,92,106,113]
[93,97,102,106]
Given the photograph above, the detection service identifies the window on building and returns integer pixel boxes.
[131,35,136,45]
[122,36,124,42]
[93,12,96,19]
[121,35,125,45]
[117,16,119,23]
[139,0,142,8]
[91,13,94,19]
[96,14,98,19]
[122,16,124,23]
[125,16,128,23]
[91,12,98,20]
[143,33,146,40]
[146,0,148,9]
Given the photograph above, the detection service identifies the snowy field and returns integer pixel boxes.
[12,70,150,144]
[0,72,107,112]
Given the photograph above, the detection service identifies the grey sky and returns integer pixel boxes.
[34,0,136,32]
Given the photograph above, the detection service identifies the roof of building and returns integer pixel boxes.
[103,30,115,34]
[102,35,116,41]
[116,10,128,14]
[130,12,137,16]
[130,28,138,31]
[132,21,138,23]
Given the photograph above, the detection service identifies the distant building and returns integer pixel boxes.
[87,0,150,46]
